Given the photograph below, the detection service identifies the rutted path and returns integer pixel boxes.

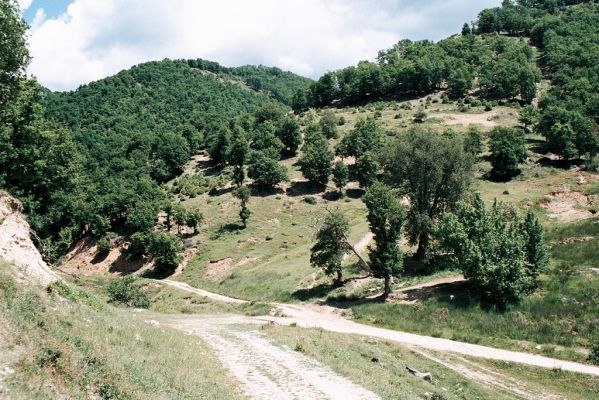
[155,279,599,377]
[158,315,380,400]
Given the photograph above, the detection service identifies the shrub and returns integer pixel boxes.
[303,196,317,205]
[337,116,346,126]
[413,109,427,123]
[588,343,599,366]
[96,237,111,254]
[106,276,150,308]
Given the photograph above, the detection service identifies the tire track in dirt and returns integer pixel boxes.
[160,316,380,400]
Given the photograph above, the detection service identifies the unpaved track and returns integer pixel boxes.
[156,279,599,377]
[158,315,380,400]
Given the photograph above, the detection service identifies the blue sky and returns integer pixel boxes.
[20,0,501,91]
[22,0,71,23]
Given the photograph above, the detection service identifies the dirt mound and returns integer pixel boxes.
[0,191,58,287]
[59,236,148,276]
[205,257,234,279]
[540,190,597,223]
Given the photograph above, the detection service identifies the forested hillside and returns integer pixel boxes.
[1,39,307,261]
[295,0,599,163]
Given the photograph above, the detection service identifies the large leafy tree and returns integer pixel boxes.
[362,182,406,297]
[489,127,527,180]
[298,130,333,186]
[336,117,382,161]
[435,195,547,305]
[0,0,29,107]
[380,127,474,262]
[247,151,288,190]
[276,116,302,155]
[310,211,350,285]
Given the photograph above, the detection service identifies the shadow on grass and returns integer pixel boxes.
[322,191,343,201]
[292,283,340,301]
[249,185,285,197]
[140,265,176,280]
[286,181,325,197]
[538,157,584,170]
[211,223,244,239]
[346,188,364,199]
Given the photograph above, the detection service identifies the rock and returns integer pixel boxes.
[407,366,433,382]
[0,191,58,287]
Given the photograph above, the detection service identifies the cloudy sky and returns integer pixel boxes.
[18,0,500,91]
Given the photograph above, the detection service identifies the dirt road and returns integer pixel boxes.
[156,279,599,377]
[157,314,380,400]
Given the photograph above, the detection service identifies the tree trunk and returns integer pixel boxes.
[383,275,391,299]
[335,270,343,286]
[415,234,429,262]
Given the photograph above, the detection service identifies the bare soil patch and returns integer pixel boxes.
[205,257,234,280]
[540,190,597,223]
[438,111,500,128]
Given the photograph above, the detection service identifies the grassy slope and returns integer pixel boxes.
[0,263,243,400]
[172,95,598,364]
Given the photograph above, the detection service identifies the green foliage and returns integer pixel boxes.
[97,237,112,255]
[336,117,382,160]
[355,152,379,188]
[533,4,599,162]
[489,126,527,180]
[235,186,251,228]
[310,211,350,284]
[331,161,349,194]
[149,232,181,271]
[298,131,333,186]
[296,23,539,108]
[380,127,474,261]
[125,231,152,261]
[319,110,339,139]
[276,116,302,155]
[519,104,539,130]
[436,195,546,305]
[464,126,485,157]
[538,106,598,160]
[247,151,288,190]
[589,343,599,366]
[0,0,29,106]
[126,201,159,233]
[106,276,150,308]
[186,208,203,234]
[413,108,428,123]
[362,182,406,296]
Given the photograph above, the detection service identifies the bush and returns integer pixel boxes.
[96,237,111,254]
[484,101,493,111]
[413,109,427,123]
[337,116,346,126]
[303,196,317,205]
[106,276,150,308]
[589,343,599,366]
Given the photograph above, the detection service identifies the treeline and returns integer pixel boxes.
[185,59,312,106]
[293,34,539,110]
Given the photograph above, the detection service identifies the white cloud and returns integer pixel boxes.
[27,0,500,91]
[18,0,33,11]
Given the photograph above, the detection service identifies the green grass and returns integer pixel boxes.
[0,264,244,400]
[474,358,599,400]
[263,324,565,400]
[351,217,599,363]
